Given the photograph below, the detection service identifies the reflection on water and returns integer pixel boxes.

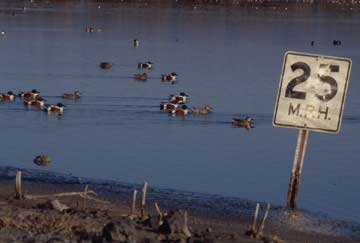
[0,0,359,228]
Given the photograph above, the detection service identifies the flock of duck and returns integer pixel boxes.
[158,91,254,129]
[98,39,254,130]
[1,35,254,130]
[0,89,80,114]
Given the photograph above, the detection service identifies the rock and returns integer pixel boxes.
[159,210,191,237]
[99,62,112,69]
[50,200,70,212]
[102,219,136,242]
[33,155,51,166]
[37,200,70,213]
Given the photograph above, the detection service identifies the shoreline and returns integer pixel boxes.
[0,166,359,242]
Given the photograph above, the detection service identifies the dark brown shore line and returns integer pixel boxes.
[0,176,359,243]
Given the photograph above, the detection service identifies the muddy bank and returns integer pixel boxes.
[0,167,359,242]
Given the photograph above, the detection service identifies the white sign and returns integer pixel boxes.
[273,51,352,133]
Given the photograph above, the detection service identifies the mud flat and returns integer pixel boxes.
[0,166,358,242]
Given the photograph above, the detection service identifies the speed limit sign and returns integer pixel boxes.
[273,51,352,133]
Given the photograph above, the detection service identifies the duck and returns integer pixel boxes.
[333,40,342,46]
[134,39,140,47]
[169,92,189,104]
[85,26,94,33]
[100,62,112,69]
[160,101,179,111]
[0,91,16,101]
[191,105,213,115]
[33,155,51,167]
[162,72,177,84]
[134,73,148,81]
[231,117,254,130]
[62,91,81,100]
[44,103,64,113]
[24,97,45,108]
[18,89,40,100]
[170,105,189,116]
[138,61,153,69]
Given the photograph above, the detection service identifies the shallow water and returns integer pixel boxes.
[0,0,359,225]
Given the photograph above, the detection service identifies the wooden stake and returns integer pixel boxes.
[15,171,22,199]
[250,203,260,233]
[255,203,271,238]
[154,202,162,216]
[182,210,192,237]
[287,129,309,209]
[83,185,89,209]
[141,181,148,219]
[155,202,163,225]
[130,189,138,216]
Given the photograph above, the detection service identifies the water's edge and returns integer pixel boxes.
[0,165,358,239]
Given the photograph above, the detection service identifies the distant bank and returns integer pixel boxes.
[169,0,359,4]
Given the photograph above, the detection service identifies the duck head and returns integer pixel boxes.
[179,92,188,97]
[57,103,64,107]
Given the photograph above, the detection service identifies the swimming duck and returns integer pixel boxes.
[62,91,81,100]
[134,39,140,47]
[162,72,177,84]
[160,101,179,111]
[18,89,40,100]
[170,105,189,116]
[191,105,213,115]
[134,73,148,81]
[100,62,112,69]
[33,155,51,167]
[232,117,254,130]
[0,91,16,101]
[138,61,153,69]
[85,26,94,33]
[169,92,189,104]
[44,103,64,113]
[333,40,342,46]
[24,97,45,107]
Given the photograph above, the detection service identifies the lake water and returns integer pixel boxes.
[0,0,359,225]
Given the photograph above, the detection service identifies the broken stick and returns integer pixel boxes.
[155,202,163,225]
[15,171,22,199]
[251,203,260,233]
[141,181,148,219]
[256,203,271,238]
[182,210,192,237]
[131,189,137,216]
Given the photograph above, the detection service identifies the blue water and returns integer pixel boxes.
[0,1,359,225]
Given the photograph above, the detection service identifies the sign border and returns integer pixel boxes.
[273,51,352,134]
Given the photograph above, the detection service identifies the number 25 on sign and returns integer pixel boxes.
[273,51,352,209]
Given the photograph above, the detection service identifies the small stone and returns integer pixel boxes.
[159,210,191,237]
[102,220,136,242]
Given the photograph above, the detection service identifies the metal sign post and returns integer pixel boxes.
[287,129,308,208]
[273,51,352,209]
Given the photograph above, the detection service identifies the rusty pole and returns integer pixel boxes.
[287,129,309,209]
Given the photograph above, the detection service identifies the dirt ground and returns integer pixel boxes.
[0,179,358,243]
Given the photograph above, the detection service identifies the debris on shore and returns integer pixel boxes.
[0,177,283,243]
